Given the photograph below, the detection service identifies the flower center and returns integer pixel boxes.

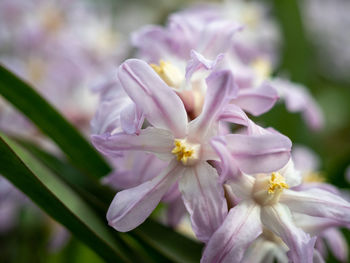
[151,60,183,89]
[268,172,289,194]
[253,172,289,206]
[171,139,200,165]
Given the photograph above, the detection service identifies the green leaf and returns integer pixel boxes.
[0,134,130,263]
[0,64,110,178]
[13,137,115,212]
[133,220,203,263]
[10,137,204,263]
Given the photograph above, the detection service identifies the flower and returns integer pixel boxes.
[92,58,292,242]
[92,59,234,239]
[202,150,350,262]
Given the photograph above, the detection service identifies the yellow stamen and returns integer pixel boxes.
[150,60,183,88]
[268,172,289,194]
[172,139,198,165]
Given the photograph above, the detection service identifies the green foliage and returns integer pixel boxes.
[0,65,111,179]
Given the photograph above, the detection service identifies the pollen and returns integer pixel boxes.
[171,139,199,165]
[268,172,289,194]
[150,60,183,88]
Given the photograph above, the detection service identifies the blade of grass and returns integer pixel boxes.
[0,134,130,262]
[0,64,111,178]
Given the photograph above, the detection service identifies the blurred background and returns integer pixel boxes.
[0,0,349,262]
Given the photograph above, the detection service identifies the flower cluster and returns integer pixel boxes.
[91,1,348,262]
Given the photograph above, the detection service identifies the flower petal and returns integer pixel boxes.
[219,132,292,174]
[322,228,348,262]
[218,103,250,127]
[189,70,235,140]
[185,50,224,83]
[261,204,316,263]
[313,250,325,263]
[196,20,242,59]
[242,238,288,263]
[118,59,188,137]
[273,78,324,131]
[211,137,241,182]
[232,82,279,116]
[103,152,167,190]
[201,201,261,263]
[91,96,133,135]
[293,213,342,236]
[166,197,186,227]
[131,25,172,62]
[107,160,183,232]
[120,103,144,135]
[280,188,350,226]
[91,127,174,160]
[179,162,227,242]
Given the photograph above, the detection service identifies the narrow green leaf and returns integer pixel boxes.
[0,64,111,178]
[133,220,203,263]
[13,137,115,211]
[10,137,203,263]
[0,134,129,263]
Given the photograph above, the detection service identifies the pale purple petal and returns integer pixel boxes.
[315,238,327,260]
[226,174,256,202]
[293,213,342,236]
[218,103,250,127]
[322,228,348,262]
[293,182,340,194]
[131,25,173,62]
[118,59,188,137]
[218,132,291,174]
[278,159,302,188]
[188,70,235,140]
[103,152,167,190]
[166,197,186,227]
[91,77,144,135]
[179,162,227,242]
[242,238,288,263]
[120,103,144,135]
[211,137,240,182]
[280,188,350,225]
[107,160,183,232]
[232,82,279,116]
[261,204,316,263]
[313,250,326,263]
[90,99,128,135]
[185,50,224,82]
[91,127,174,160]
[196,20,242,59]
[274,78,324,131]
[201,201,261,263]
[292,145,320,173]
